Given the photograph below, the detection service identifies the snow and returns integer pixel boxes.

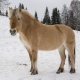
[0,16,80,80]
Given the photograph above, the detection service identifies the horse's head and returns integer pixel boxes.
[8,7,22,36]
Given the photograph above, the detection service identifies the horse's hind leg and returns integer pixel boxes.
[57,45,66,74]
[66,43,75,73]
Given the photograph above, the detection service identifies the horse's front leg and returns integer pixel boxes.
[27,50,33,72]
[31,50,38,75]
[24,47,33,72]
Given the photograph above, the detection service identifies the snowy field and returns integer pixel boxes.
[0,16,80,80]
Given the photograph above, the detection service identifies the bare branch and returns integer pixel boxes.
[0,0,10,10]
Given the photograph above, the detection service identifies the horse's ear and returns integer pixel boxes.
[9,7,13,11]
[8,7,13,17]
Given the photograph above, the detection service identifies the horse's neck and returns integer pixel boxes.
[20,12,43,35]
[19,16,33,35]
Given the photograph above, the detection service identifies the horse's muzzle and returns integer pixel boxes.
[10,29,17,36]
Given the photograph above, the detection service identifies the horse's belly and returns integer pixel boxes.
[39,44,62,51]
[38,38,64,51]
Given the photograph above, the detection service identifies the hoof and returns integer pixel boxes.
[30,68,33,72]
[31,69,38,75]
[56,67,64,74]
[70,68,75,73]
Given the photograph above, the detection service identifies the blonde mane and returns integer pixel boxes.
[21,9,36,20]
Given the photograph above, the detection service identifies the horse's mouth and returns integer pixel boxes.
[10,29,17,36]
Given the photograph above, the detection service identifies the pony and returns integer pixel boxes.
[8,7,75,75]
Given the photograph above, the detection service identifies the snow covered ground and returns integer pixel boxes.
[0,16,80,80]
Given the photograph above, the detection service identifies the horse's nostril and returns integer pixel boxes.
[10,29,16,33]
[13,30,16,33]
[9,29,16,36]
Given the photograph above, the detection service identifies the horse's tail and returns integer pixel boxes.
[68,46,75,66]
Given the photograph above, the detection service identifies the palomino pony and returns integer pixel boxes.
[8,8,75,75]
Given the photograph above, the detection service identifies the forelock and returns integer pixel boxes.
[12,9,17,16]
[8,8,20,18]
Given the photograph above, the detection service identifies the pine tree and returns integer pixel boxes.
[48,17,51,24]
[19,3,25,9]
[19,3,22,9]
[61,5,69,25]
[70,0,80,30]
[22,4,24,9]
[57,10,61,24]
[51,8,61,24]
[51,8,57,24]
[68,10,77,30]
[26,7,27,10]
[0,10,1,15]
[43,7,51,24]
[34,11,38,20]
[6,10,8,16]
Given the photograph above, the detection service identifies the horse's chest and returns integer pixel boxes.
[20,37,31,50]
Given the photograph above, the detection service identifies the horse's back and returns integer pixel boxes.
[38,24,75,50]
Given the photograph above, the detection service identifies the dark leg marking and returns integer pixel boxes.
[56,67,64,74]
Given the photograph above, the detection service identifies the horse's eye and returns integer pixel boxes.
[18,18,20,20]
